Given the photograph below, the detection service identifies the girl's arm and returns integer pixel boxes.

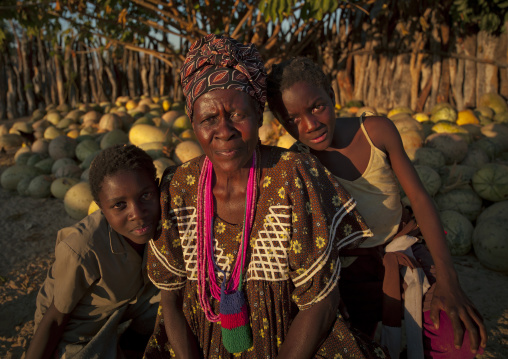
[25,301,71,359]
[366,116,487,352]
[277,286,339,359]
[161,289,200,358]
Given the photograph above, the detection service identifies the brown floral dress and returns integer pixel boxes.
[144,145,388,359]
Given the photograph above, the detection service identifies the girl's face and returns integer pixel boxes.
[192,89,261,175]
[277,81,336,152]
[98,170,160,245]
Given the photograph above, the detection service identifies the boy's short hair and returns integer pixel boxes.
[89,144,157,204]
[267,57,331,121]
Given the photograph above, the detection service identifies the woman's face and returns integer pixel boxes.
[192,89,261,174]
[98,170,160,245]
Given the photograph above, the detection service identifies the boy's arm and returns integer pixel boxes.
[277,286,339,359]
[25,301,71,359]
[161,289,200,358]
[366,116,487,352]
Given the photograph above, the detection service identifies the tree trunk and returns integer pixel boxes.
[4,53,18,119]
[449,37,465,110]
[21,32,36,114]
[476,30,498,99]
[437,23,451,104]
[64,40,76,106]
[141,54,150,97]
[79,42,90,104]
[38,36,51,106]
[462,34,476,108]
[11,56,26,116]
[499,20,508,99]
[127,50,136,98]
[72,42,80,103]
[374,55,388,111]
[429,16,442,108]
[149,54,157,98]
[104,51,118,103]
[0,57,7,120]
[390,53,411,108]
[53,42,66,106]
[94,51,107,102]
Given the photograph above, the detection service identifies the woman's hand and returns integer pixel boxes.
[430,276,488,353]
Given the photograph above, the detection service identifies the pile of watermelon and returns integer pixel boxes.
[1,92,507,273]
[0,96,204,221]
[380,93,507,273]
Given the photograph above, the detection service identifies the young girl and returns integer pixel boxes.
[267,57,487,359]
[26,144,161,359]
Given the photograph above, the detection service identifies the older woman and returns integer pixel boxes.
[144,34,387,359]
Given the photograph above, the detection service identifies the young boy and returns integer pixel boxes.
[26,145,161,359]
[267,57,487,359]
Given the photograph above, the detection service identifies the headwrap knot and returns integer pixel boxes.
[180,34,267,119]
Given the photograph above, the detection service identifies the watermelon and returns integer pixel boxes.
[54,164,82,179]
[473,218,508,272]
[460,147,489,169]
[129,124,171,146]
[51,177,80,199]
[99,129,129,149]
[472,137,504,159]
[478,93,508,115]
[472,163,508,202]
[1,165,42,190]
[410,147,446,170]
[64,182,94,220]
[434,188,483,221]
[15,151,32,165]
[425,133,468,164]
[456,109,479,125]
[17,176,32,197]
[153,157,176,181]
[440,210,473,256]
[431,121,471,143]
[48,135,77,160]
[493,111,508,124]
[480,123,508,151]
[52,158,78,174]
[82,110,102,126]
[172,115,192,135]
[430,103,457,123]
[98,113,123,132]
[31,139,50,155]
[277,133,298,149]
[34,157,55,174]
[28,175,53,198]
[439,165,477,191]
[43,126,64,140]
[476,201,508,223]
[138,142,166,159]
[173,141,204,164]
[75,139,100,162]
[414,165,441,196]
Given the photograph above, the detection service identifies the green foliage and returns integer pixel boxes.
[453,0,508,33]
[258,0,341,22]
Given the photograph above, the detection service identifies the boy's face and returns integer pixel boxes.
[274,81,336,152]
[98,170,160,245]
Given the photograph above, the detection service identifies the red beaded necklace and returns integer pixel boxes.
[196,151,258,322]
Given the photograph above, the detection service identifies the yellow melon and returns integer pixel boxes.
[456,109,480,125]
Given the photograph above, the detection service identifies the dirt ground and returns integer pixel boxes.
[0,125,507,358]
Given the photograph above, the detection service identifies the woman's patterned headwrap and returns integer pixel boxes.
[180,34,267,120]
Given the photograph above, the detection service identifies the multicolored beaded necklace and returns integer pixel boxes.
[196,150,258,353]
